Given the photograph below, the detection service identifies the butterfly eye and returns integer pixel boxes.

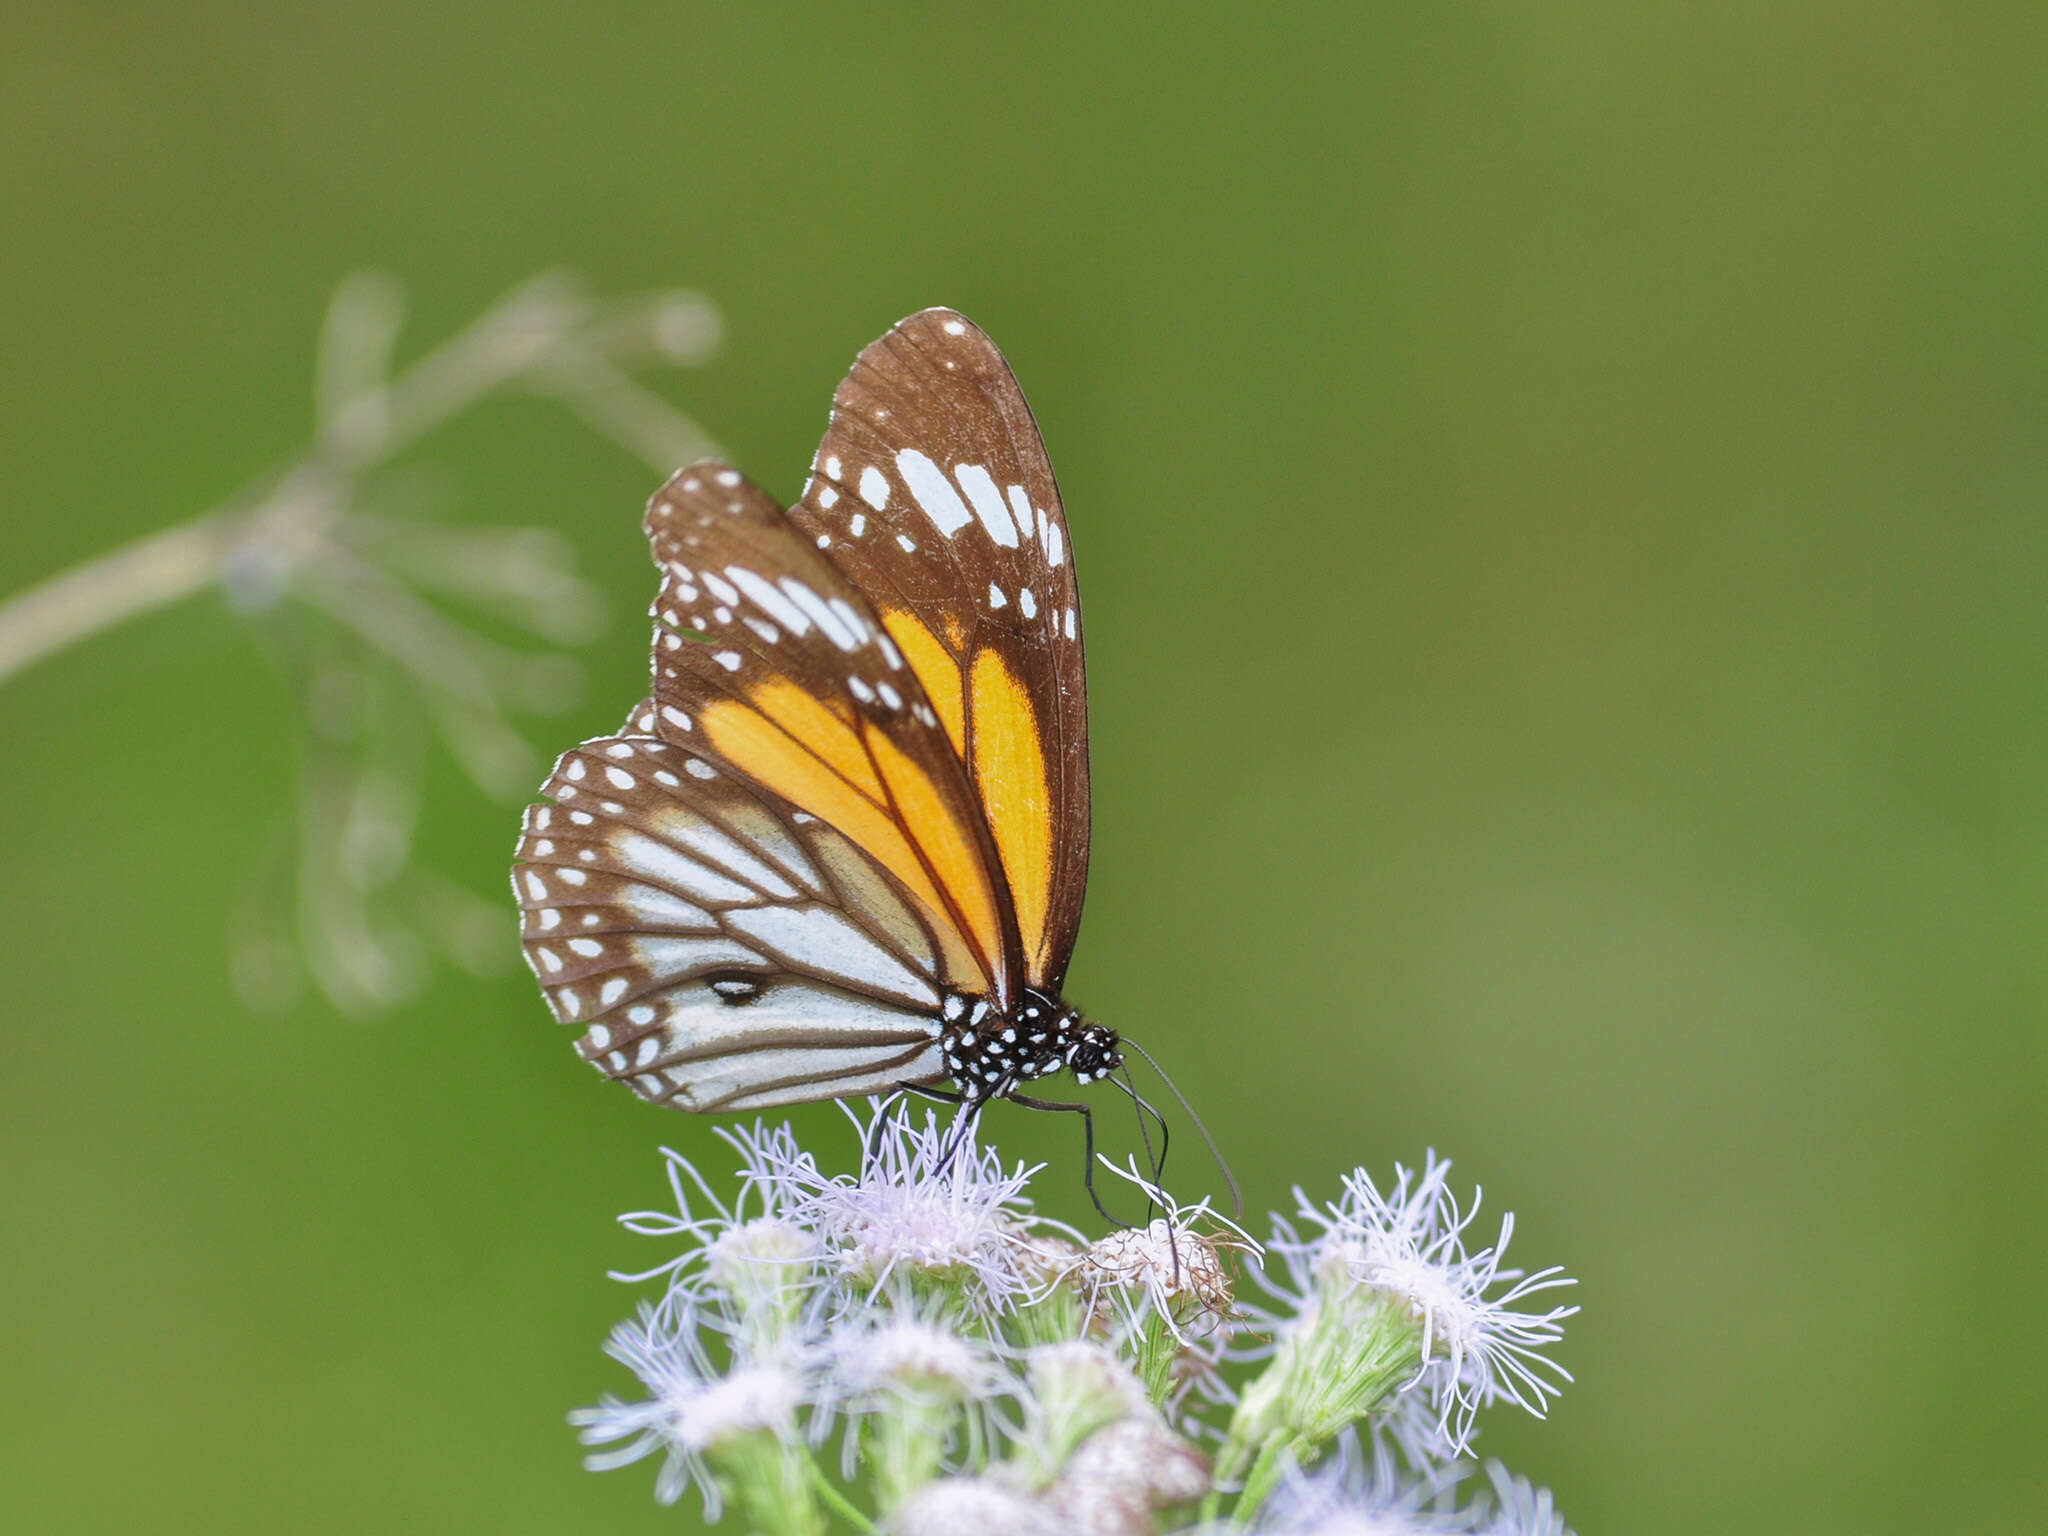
[708,975,766,1006]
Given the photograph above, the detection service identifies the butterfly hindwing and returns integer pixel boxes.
[513,727,949,1113]
[785,309,1090,992]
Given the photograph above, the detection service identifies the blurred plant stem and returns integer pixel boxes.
[0,269,723,1015]
[0,270,719,686]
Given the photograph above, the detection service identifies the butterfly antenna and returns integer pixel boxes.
[1112,1062,1167,1224]
[1120,1037,1240,1218]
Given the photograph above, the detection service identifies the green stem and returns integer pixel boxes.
[807,1460,878,1535]
[1233,1431,1308,1525]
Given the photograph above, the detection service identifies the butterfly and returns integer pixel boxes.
[511,309,1123,1119]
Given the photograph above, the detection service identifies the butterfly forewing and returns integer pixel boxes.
[639,464,1018,1003]
[787,310,1090,992]
[513,727,949,1112]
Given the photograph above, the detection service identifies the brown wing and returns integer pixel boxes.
[639,463,1020,1005]
[785,309,1091,992]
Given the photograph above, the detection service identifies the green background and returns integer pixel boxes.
[5,5,2044,1532]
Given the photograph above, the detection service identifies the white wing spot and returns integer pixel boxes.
[824,455,843,479]
[817,533,833,548]
[524,872,548,900]
[780,579,859,649]
[728,567,813,635]
[605,766,636,790]
[849,513,866,537]
[702,571,740,606]
[653,770,681,788]
[1007,484,1034,542]
[558,868,588,886]
[859,465,891,509]
[1045,518,1066,567]
[627,1005,656,1026]
[896,533,917,552]
[848,677,875,703]
[634,1035,661,1067]
[943,319,966,335]
[877,682,902,710]
[537,947,563,973]
[587,1023,612,1049]
[558,988,581,1016]
[877,635,904,670]
[715,469,741,487]
[577,848,596,862]
[1064,607,1077,639]
[568,938,604,957]
[988,583,1007,609]
[743,618,779,644]
[713,606,733,625]
[1019,587,1038,619]
[532,838,555,856]
[600,978,629,1007]
[538,908,561,930]
[681,478,699,492]
[660,706,692,732]
[897,450,972,536]
[685,758,717,779]
[713,650,743,671]
[819,486,839,510]
[564,759,587,782]
[568,810,594,825]
[955,464,1019,548]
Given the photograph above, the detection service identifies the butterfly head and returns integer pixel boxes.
[1063,1019,1124,1086]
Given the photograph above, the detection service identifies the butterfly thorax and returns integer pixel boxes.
[938,986,1122,1104]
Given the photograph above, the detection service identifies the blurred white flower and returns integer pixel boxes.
[887,1476,1065,1536]
[1252,1442,1572,1536]
[570,1301,804,1515]
[1251,1433,1467,1535]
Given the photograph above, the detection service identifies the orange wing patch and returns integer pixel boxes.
[969,648,1055,976]
[698,691,1001,993]
[882,610,966,756]
[861,721,1007,976]
[749,679,884,799]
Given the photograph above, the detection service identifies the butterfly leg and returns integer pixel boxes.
[899,1081,990,1170]
[1009,1092,1132,1230]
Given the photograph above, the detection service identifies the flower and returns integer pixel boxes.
[1248,1154,1577,1461]
[796,1100,1073,1315]
[1081,1158,1256,1347]
[1252,1441,1574,1536]
[1307,1156,1578,1453]
[887,1476,1065,1536]
[569,1301,805,1515]
[1252,1433,1468,1534]
[611,1126,823,1329]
